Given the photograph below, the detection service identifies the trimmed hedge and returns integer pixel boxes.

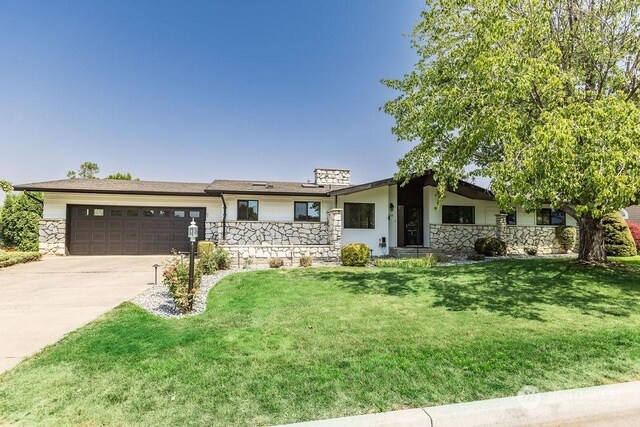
[0,251,42,268]
[340,243,370,266]
[374,256,437,268]
[628,221,640,251]
[603,213,637,257]
[556,226,577,252]
[474,237,506,256]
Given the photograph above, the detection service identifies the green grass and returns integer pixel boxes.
[2,258,640,426]
[374,255,438,268]
[0,250,41,268]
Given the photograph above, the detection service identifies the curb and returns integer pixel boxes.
[280,381,640,426]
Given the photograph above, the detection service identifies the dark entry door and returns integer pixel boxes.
[68,205,206,255]
[404,207,423,246]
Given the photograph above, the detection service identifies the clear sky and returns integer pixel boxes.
[0,0,424,194]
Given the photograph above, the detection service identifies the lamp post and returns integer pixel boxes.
[187,219,198,311]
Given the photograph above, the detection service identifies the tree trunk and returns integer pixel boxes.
[577,214,607,263]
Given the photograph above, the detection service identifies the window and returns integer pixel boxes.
[93,208,104,217]
[189,211,201,218]
[503,211,517,225]
[127,209,139,217]
[110,209,122,217]
[159,210,171,217]
[442,206,475,224]
[238,200,259,221]
[344,203,375,229]
[174,210,185,218]
[294,202,321,221]
[143,209,155,217]
[536,208,566,225]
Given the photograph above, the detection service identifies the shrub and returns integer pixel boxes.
[432,253,452,263]
[556,226,577,252]
[374,256,437,268]
[197,249,217,275]
[197,241,214,254]
[163,256,200,313]
[524,246,538,256]
[299,255,312,268]
[212,247,232,270]
[474,237,506,256]
[627,221,640,251]
[467,253,486,261]
[269,257,284,268]
[603,213,638,257]
[0,193,43,252]
[0,251,42,268]
[340,243,370,266]
[242,257,254,269]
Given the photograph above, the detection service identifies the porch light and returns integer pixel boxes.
[389,203,394,211]
[188,219,198,242]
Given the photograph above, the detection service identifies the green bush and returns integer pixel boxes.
[0,193,43,252]
[269,258,284,268]
[212,247,232,270]
[432,253,452,263]
[197,241,214,254]
[162,256,201,313]
[197,249,217,275]
[467,253,486,261]
[556,226,577,252]
[603,213,638,257]
[0,251,42,268]
[340,243,370,266]
[299,255,312,268]
[374,256,437,268]
[474,237,507,256]
[524,246,538,256]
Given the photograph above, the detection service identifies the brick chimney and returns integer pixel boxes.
[314,168,351,186]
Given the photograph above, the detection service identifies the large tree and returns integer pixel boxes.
[67,162,100,179]
[384,0,640,262]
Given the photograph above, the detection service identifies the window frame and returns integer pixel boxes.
[442,205,476,224]
[503,210,517,225]
[536,208,566,226]
[343,202,375,229]
[237,200,259,221]
[294,201,321,222]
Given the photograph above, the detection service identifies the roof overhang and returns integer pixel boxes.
[12,186,212,197]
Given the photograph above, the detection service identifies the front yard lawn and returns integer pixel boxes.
[1,258,640,425]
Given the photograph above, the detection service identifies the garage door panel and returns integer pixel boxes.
[69,205,205,255]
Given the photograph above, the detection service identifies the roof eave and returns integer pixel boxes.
[12,187,211,197]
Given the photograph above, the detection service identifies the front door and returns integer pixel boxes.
[404,207,423,246]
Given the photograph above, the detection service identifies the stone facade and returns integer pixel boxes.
[314,168,351,185]
[327,208,342,249]
[206,221,329,245]
[219,244,339,264]
[430,224,579,255]
[39,219,66,255]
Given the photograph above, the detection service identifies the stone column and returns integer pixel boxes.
[327,208,343,250]
[495,213,508,240]
[39,219,66,255]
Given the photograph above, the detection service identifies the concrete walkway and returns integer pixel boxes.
[283,381,640,426]
[0,255,167,374]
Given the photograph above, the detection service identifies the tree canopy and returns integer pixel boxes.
[384,0,640,261]
[67,162,100,179]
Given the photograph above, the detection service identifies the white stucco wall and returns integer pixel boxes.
[222,195,333,222]
[388,185,398,248]
[42,192,222,221]
[426,187,577,227]
[337,185,391,256]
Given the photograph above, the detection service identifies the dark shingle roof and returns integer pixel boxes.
[205,180,344,196]
[13,179,211,196]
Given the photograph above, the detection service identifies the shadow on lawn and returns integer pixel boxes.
[315,260,640,321]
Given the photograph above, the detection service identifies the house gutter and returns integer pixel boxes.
[220,193,227,240]
[24,191,44,205]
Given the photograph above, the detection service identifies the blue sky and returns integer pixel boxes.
[0,0,423,192]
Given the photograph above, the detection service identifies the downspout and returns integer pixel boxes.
[24,191,44,205]
[220,193,227,240]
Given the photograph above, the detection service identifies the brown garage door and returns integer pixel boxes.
[68,205,206,255]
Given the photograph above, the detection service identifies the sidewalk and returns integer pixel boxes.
[281,381,640,426]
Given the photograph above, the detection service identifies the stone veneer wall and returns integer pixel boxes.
[314,168,351,185]
[39,219,66,255]
[205,208,344,261]
[430,224,578,254]
[206,221,329,245]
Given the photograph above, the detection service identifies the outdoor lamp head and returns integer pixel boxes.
[188,219,198,242]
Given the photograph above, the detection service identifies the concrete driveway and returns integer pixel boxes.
[0,255,168,374]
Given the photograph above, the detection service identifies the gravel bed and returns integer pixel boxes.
[132,268,261,318]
